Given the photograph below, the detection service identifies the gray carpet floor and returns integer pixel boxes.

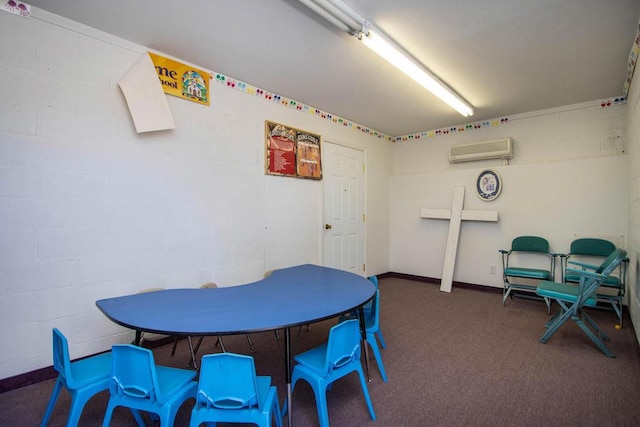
[2,276,640,426]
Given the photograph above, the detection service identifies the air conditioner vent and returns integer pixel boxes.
[449,138,513,163]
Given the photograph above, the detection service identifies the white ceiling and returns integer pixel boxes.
[27,0,640,137]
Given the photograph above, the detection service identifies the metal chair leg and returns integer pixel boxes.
[245,334,256,352]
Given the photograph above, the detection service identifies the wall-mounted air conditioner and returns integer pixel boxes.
[449,138,513,163]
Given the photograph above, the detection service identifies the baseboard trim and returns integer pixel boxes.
[0,336,176,394]
[385,271,503,294]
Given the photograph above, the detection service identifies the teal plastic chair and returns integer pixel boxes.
[346,275,386,347]
[102,344,197,427]
[189,353,282,427]
[289,319,375,427]
[536,248,627,357]
[500,236,556,312]
[560,238,628,327]
[41,328,143,427]
[341,288,388,382]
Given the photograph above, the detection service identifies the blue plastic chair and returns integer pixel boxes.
[341,288,388,382]
[290,319,375,427]
[41,328,136,427]
[189,353,282,427]
[536,248,627,357]
[102,344,197,427]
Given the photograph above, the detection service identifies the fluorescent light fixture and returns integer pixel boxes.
[298,0,474,117]
[359,29,474,117]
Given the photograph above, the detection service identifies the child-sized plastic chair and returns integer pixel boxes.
[189,352,282,427]
[102,344,197,427]
[340,288,388,382]
[288,319,375,427]
[41,328,144,427]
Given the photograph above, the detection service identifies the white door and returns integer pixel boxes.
[323,143,365,274]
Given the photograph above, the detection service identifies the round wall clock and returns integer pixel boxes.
[476,169,502,201]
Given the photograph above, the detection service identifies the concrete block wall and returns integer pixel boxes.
[624,55,640,344]
[390,101,628,286]
[0,9,392,379]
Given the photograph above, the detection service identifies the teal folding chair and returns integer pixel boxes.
[103,344,197,426]
[500,236,556,312]
[536,248,627,357]
[287,319,375,427]
[560,238,628,327]
[340,288,388,382]
[41,328,143,427]
[189,353,282,427]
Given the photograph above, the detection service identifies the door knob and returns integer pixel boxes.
[325,224,332,230]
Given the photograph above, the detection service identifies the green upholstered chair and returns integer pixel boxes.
[536,248,627,357]
[560,238,628,327]
[499,236,556,312]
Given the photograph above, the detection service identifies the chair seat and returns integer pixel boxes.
[504,267,551,280]
[294,343,329,375]
[564,272,620,288]
[536,281,597,306]
[69,352,111,387]
[155,366,198,404]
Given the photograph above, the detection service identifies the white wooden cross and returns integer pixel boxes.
[421,185,498,292]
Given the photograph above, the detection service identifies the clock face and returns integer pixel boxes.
[476,170,501,201]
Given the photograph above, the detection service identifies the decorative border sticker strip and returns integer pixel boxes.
[211,72,627,143]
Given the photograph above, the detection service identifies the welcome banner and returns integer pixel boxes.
[148,52,210,106]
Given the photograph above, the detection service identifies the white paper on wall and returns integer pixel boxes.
[118,53,176,133]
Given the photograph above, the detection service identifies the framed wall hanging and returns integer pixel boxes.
[476,169,502,201]
[265,121,322,180]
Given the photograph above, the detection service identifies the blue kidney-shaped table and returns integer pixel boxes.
[96,263,376,426]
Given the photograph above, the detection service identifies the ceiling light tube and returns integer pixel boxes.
[298,0,475,117]
[360,29,474,117]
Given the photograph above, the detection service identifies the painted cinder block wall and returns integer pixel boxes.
[624,52,640,344]
[390,102,627,286]
[0,8,391,379]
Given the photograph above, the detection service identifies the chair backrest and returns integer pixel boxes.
[110,345,166,404]
[196,353,262,410]
[324,319,361,374]
[595,248,627,276]
[511,236,549,253]
[200,282,218,289]
[367,275,378,288]
[570,238,616,258]
[365,290,380,331]
[52,328,75,388]
[574,249,627,306]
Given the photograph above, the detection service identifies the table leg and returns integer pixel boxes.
[187,336,198,370]
[285,327,292,427]
[359,305,371,382]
